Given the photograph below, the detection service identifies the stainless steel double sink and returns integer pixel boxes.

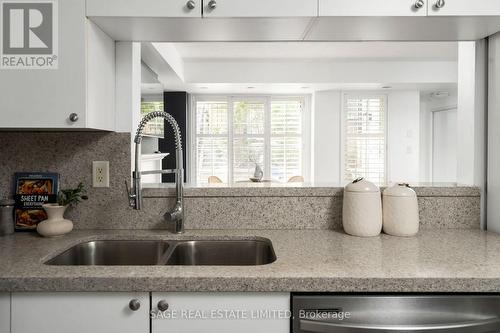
[45,239,276,266]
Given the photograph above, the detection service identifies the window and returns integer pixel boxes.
[193,96,307,184]
[270,99,303,182]
[195,100,229,183]
[140,97,164,137]
[343,94,387,185]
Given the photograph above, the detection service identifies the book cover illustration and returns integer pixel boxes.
[14,173,59,231]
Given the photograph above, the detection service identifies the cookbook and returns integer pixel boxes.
[13,173,60,231]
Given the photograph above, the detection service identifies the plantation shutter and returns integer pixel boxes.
[270,99,303,182]
[195,100,229,184]
[232,99,266,182]
[194,96,305,184]
[344,95,386,185]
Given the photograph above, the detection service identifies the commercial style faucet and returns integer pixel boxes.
[127,111,184,233]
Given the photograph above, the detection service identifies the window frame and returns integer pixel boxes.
[190,94,311,184]
[340,92,389,185]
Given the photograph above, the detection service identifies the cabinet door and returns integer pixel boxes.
[203,0,317,17]
[87,0,202,17]
[319,0,427,16]
[0,0,87,128]
[152,292,290,333]
[11,292,149,333]
[0,293,10,333]
[428,0,500,16]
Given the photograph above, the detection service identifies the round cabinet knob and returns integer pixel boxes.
[157,300,169,312]
[414,0,424,9]
[186,0,195,10]
[129,299,141,311]
[207,0,217,10]
[69,113,79,122]
[435,0,445,8]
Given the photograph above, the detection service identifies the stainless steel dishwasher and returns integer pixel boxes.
[292,295,500,332]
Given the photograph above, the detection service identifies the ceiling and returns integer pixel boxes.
[142,41,459,94]
[173,41,458,61]
[160,83,457,95]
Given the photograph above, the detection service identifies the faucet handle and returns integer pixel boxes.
[125,180,136,207]
[164,202,183,222]
[164,202,184,234]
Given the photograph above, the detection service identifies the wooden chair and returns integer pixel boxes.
[288,176,304,183]
[208,176,223,184]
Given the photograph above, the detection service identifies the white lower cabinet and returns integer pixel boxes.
[151,292,290,333]
[11,292,149,333]
[7,292,290,333]
[0,293,10,333]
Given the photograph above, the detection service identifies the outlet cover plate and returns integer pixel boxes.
[92,161,110,188]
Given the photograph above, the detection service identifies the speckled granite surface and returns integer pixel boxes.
[143,183,481,198]
[1,229,500,292]
[0,131,132,228]
[0,132,481,230]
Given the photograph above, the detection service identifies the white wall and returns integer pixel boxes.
[457,41,487,229]
[456,42,475,184]
[419,99,431,182]
[457,41,487,187]
[115,42,142,133]
[313,90,421,185]
[488,33,500,233]
[115,42,142,180]
[87,21,116,130]
[313,91,342,184]
[419,91,458,183]
[387,91,420,184]
[183,60,457,85]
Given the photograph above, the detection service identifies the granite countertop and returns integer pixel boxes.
[1,228,500,292]
[142,183,481,197]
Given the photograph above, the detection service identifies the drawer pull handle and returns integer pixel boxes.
[158,300,169,312]
[128,299,141,311]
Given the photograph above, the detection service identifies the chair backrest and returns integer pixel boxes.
[208,176,223,184]
[288,176,304,183]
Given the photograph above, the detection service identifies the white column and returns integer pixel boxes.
[313,90,342,184]
[115,42,141,133]
[115,42,142,179]
[457,40,487,228]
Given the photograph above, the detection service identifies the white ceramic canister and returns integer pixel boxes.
[382,183,419,237]
[342,178,382,237]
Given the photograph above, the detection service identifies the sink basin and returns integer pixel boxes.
[45,240,171,266]
[165,240,276,266]
[45,239,276,266]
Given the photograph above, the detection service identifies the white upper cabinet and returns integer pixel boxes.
[427,0,500,16]
[0,0,115,130]
[11,292,150,333]
[319,0,428,16]
[86,0,202,17]
[203,0,317,17]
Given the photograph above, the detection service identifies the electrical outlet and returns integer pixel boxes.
[92,161,109,188]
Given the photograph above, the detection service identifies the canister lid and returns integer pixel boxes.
[0,199,15,207]
[383,183,417,197]
[344,177,380,193]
